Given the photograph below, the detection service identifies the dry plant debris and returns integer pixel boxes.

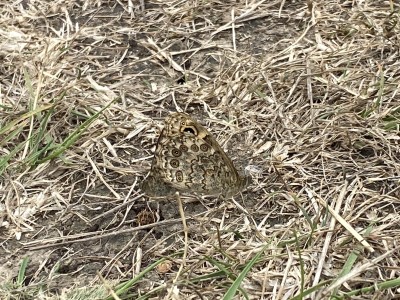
[1,0,400,299]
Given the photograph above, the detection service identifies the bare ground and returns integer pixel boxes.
[1,0,400,299]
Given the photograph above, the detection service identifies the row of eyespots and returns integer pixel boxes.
[180,144,199,152]
[173,144,208,156]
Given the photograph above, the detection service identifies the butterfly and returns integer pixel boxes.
[141,113,249,197]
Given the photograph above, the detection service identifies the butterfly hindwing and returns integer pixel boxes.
[141,113,249,197]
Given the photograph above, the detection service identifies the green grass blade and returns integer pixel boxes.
[17,257,29,286]
[222,244,269,300]
[37,99,116,164]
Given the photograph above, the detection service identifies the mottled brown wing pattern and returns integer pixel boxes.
[141,113,249,197]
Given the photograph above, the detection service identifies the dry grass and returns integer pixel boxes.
[1,0,400,299]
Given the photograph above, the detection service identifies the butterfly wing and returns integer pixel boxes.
[140,170,176,197]
[141,113,249,197]
[140,127,177,197]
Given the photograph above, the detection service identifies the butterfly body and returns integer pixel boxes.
[141,113,249,197]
